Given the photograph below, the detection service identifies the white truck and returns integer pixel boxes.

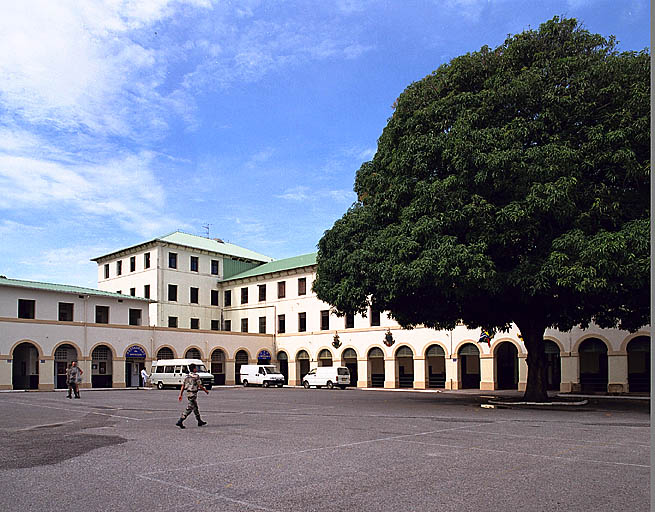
[302,366,350,389]
[240,365,285,388]
[150,359,214,390]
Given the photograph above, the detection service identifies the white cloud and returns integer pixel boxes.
[276,186,355,204]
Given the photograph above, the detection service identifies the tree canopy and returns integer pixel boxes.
[313,17,650,400]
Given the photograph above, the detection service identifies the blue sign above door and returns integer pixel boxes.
[257,350,271,360]
[126,345,146,358]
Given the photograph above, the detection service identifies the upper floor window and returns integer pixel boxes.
[224,319,231,331]
[224,289,232,307]
[190,256,199,272]
[116,260,122,276]
[95,305,109,324]
[298,312,306,332]
[241,287,248,304]
[211,259,219,275]
[168,316,178,328]
[129,309,142,326]
[278,314,285,334]
[168,284,178,302]
[130,256,136,272]
[278,281,286,298]
[130,288,136,296]
[211,319,219,331]
[320,310,329,330]
[258,284,266,302]
[144,252,150,269]
[58,302,74,322]
[144,284,150,299]
[370,308,381,327]
[18,299,35,319]
[259,316,266,334]
[298,277,306,296]
[211,290,219,306]
[190,287,199,304]
[190,318,199,329]
[104,264,109,279]
[168,252,177,269]
[241,318,248,333]
[345,312,354,329]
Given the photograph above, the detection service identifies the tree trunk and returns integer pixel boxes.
[515,318,549,402]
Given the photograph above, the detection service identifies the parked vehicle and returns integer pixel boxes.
[240,365,285,387]
[302,366,350,389]
[150,359,214,390]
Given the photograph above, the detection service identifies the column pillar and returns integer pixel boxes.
[356,358,368,388]
[79,357,92,389]
[560,352,578,392]
[517,354,528,392]
[413,356,426,389]
[480,355,494,390]
[288,359,299,386]
[39,358,55,391]
[383,358,396,388]
[607,353,628,393]
[113,359,126,388]
[0,357,12,390]
[225,359,235,385]
[445,357,458,389]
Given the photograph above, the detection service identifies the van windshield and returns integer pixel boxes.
[337,368,350,375]
[263,367,280,375]
[195,364,208,372]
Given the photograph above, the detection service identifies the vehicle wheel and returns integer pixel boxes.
[303,381,310,389]
[326,381,334,389]
[157,381,164,390]
[277,384,284,388]
[339,385,346,390]
[263,381,270,388]
[243,380,248,387]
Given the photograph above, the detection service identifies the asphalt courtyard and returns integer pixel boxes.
[0,387,649,512]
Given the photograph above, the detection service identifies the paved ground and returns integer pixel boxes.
[0,387,649,512]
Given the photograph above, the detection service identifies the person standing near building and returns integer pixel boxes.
[66,361,83,399]
[176,363,208,429]
[140,367,149,387]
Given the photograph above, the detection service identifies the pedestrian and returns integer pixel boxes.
[66,361,83,399]
[176,363,208,429]
[140,367,149,387]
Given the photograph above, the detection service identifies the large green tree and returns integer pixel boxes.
[313,17,650,401]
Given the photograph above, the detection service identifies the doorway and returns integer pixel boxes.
[54,344,78,389]
[12,342,39,390]
[458,343,480,389]
[495,342,518,390]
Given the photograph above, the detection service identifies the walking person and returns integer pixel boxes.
[176,363,209,429]
[140,367,149,387]
[66,361,83,399]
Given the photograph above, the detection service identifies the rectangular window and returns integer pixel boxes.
[144,252,150,269]
[58,302,74,322]
[130,256,136,272]
[278,281,286,298]
[241,318,248,333]
[345,312,354,329]
[190,287,199,304]
[116,260,122,276]
[95,306,109,324]
[168,316,178,328]
[190,256,199,272]
[129,309,142,326]
[168,284,177,302]
[278,314,285,334]
[190,318,199,329]
[224,319,231,332]
[258,284,266,302]
[130,287,136,296]
[18,299,36,319]
[224,289,232,307]
[211,319,219,331]
[211,290,219,306]
[144,284,150,299]
[259,316,266,334]
[104,264,109,279]
[370,308,381,327]
[241,287,248,304]
[298,312,306,332]
[298,277,306,296]
[116,290,122,295]
[168,252,177,269]
[211,259,219,275]
[320,310,329,330]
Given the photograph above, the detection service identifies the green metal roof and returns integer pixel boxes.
[92,231,273,263]
[222,253,317,282]
[0,277,150,301]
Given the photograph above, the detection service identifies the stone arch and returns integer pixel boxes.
[620,331,651,353]
[317,347,333,367]
[91,343,114,388]
[572,334,612,355]
[578,337,609,393]
[543,336,565,354]
[89,342,118,359]
[51,341,82,359]
[156,346,177,360]
[122,343,149,359]
[425,343,446,388]
[295,349,311,383]
[494,341,518,390]
[453,339,478,356]
[10,339,44,359]
[340,347,359,387]
[210,348,227,386]
[421,341,449,359]
[626,335,650,393]
[231,347,253,361]
[11,341,40,390]
[53,342,81,389]
[457,342,480,389]
[256,348,273,364]
[234,348,250,385]
[367,346,385,388]
[490,337,524,355]
[543,338,562,391]
[276,350,289,384]
[395,345,414,388]
[184,346,204,360]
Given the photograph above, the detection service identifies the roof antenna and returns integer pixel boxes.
[202,223,211,238]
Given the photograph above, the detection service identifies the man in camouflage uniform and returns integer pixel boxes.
[176,363,209,429]
[66,361,83,399]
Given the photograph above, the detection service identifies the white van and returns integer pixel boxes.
[240,365,285,388]
[150,359,214,390]
[302,366,350,389]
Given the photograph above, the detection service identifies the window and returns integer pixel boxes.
[190,318,199,329]
[116,260,122,275]
[320,310,329,330]
[258,284,266,302]
[168,316,178,328]
[18,299,35,319]
[370,308,381,327]
[168,284,177,301]
[211,259,219,275]
[345,312,354,329]
[224,319,231,332]
[144,252,150,269]
[298,312,306,332]
[241,287,248,304]
[211,290,218,306]
[58,302,74,322]
[95,306,109,324]
[190,287,199,304]
[116,290,121,295]
[211,319,219,331]
[259,316,266,334]
[224,290,232,307]
[298,277,306,295]
[129,309,142,326]
[278,281,286,298]
[130,287,136,296]
[104,264,109,279]
[130,256,136,272]
[241,318,248,333]
[190,256,199,272]
[278,314,285,334]
[144,284,150,299]
[168,252,177,269]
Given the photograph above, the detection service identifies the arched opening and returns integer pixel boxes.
[495,342,518,390]
[458,343,480,389]
[425,345,445,388]
[544,341,561,391]
[12,342,39,390]
[277,352,289,384]
[627,336,650,393]
[257,350,272,365]
[296,350,310,382]
[368,347,385,388]
[211,349,225,386]
[341,348,358,387]
[125,345,146,387]
[318,349,333,367]
[185,348,201,359]
[579,338,608,393]
[396,346,414,388]
[235,350,249,385]
[157,347,174,360]
[54,344,79,389]
[91,345,113,388]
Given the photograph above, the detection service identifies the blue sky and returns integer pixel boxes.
[0,0,650,288]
